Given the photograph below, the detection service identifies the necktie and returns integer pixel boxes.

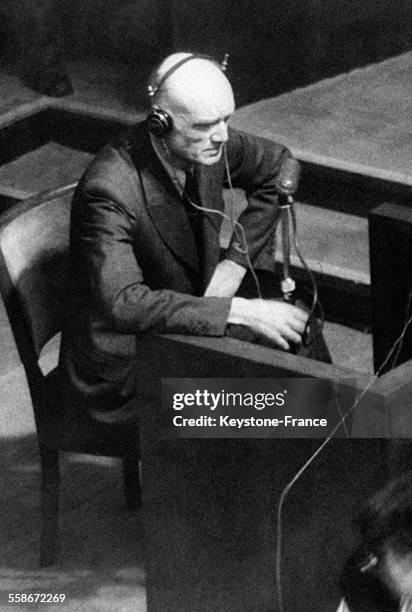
[182,170,203,253]
[182,170,204,292]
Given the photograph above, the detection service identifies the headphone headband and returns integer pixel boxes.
[147,53,229,100]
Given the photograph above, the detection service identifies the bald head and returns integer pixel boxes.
[148,53,235,168]
[151,53,233,113]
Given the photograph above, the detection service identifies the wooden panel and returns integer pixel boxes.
[0,107,130,212]
[376,359,412,437]
[137,334,383,611]
[369,203,412,373]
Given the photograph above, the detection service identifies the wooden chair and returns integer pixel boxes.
[0,186,141,566]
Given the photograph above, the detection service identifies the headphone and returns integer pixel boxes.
[146,53,229,137]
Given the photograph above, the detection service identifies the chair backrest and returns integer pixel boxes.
[0,185,140,458]
[0,186,75,371]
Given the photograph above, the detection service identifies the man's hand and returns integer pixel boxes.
[228,297,308,351]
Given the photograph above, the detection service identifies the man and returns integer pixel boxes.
[338,472,412,612]
[58,52,326,424]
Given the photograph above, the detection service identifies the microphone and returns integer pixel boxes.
[275,157,301,197]
[275,157,301,302]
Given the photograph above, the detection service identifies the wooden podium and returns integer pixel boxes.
[137,335,385,611]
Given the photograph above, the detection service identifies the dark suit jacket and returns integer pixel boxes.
[59,122,290,421]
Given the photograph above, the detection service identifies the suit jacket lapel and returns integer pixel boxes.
[127,124,226,286]
[131,130,200,274]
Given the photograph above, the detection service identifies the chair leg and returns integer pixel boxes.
[122,446,141,510]
[39,445,60,567]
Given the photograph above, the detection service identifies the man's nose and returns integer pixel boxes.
[211,121,229,143]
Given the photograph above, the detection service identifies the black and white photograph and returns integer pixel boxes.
[0,1,411,610]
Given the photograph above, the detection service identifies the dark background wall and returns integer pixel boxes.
[170,0,412,104]
[0,0,411,105]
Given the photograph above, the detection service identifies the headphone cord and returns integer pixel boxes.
[290,203,324,339]
[183,192,263,300]
[223,144,262,298]
[164,143,263,300]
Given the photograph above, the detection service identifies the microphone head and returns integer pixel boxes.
[275,157,301,196]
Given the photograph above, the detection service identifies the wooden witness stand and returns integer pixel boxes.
[138,334,412,611]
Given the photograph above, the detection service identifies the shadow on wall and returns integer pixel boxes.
[0,0,73,96]
[0,0,172,99]
[1,1,411,107]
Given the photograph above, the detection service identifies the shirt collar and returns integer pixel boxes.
[150,134,188,197]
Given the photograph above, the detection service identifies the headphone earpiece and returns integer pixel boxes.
[147,52,230,137]
[147,106,173,137]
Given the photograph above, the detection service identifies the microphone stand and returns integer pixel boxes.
[280,194,296,304]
